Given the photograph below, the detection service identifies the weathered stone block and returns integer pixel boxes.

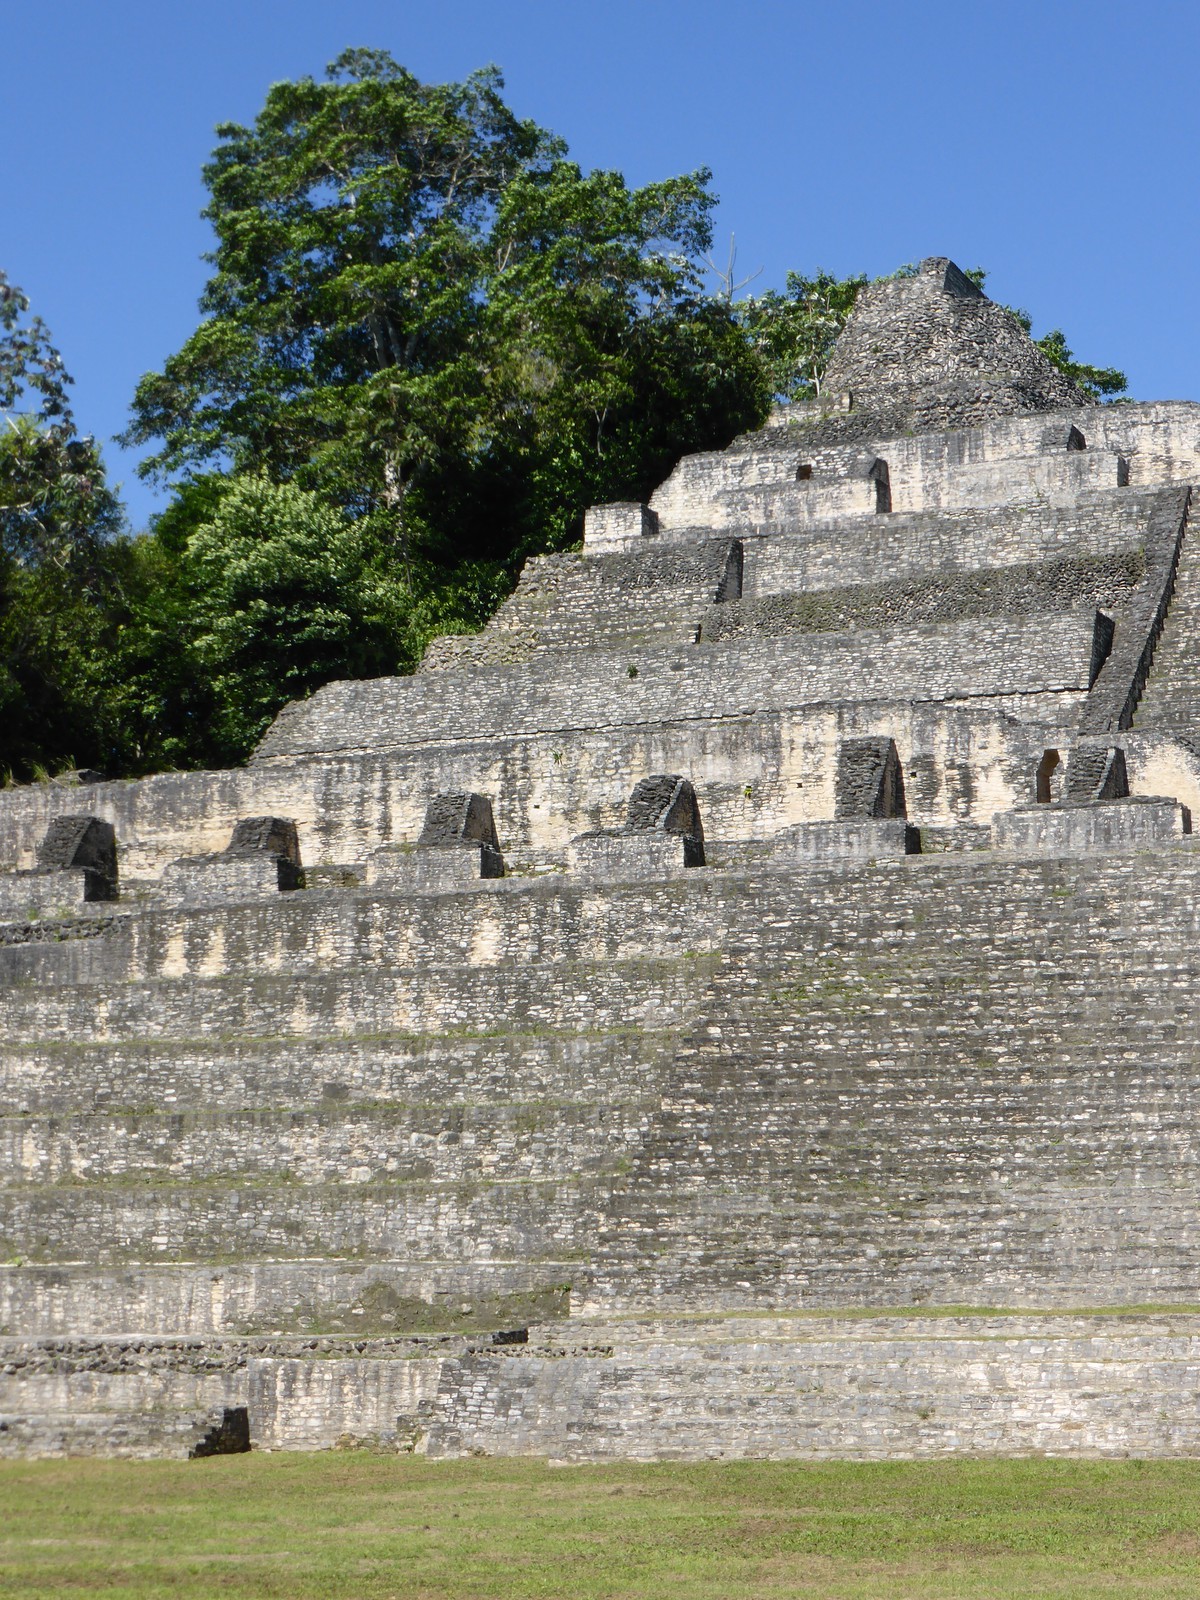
[835,737,906,819]
[756,819,919,865]
[625,774,704,844]
[0,815,119,919]
[418,792,500,849]
[37,815,117,899]
[160,852,295,902]
[992,796,1191,853]
[364,841,504,890]
[570,773,707,877]
[228,816,302,869]
[0,868,97,920]
[566,830,702,879]
[1066,743,1129,801]
[364,792,506,887]
[583,502,659,553]
[160,814,304,901]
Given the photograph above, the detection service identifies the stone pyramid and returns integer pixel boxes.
[5,259,1200,1459]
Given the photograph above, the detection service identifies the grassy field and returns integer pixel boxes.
[4,1453,1200,1598]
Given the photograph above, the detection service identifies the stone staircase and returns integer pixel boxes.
[7,258,1200,1461]
[0,875,717,1449]
[586,850,1200,1314]
[1136,498,1200,734]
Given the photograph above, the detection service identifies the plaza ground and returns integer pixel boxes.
[3,1453,1200,1598]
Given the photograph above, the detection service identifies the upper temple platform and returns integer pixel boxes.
[4,260,1200,877]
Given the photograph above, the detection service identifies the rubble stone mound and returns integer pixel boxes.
[6,260,1200,1460]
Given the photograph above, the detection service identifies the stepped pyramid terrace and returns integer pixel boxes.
[9,256,1200,1458]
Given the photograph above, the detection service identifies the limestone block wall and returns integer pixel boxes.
[255,615,1103,763]
[892,446,1127,512]
[0,702,1050,879]
[0,957,700,1044]
[884,404,1200,506]
[410,1313,1200,1463]
[587,849,1200,1313]
[741,491,1171,594]
[649,442,878,530]
[0,1261,569,1339]
[728,403,1200,513]
[250,1355,441,1451]
[12,844,1200,1341]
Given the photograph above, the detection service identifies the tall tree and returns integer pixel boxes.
[183,474,408,760]
[0,272,132,781]
[0,271,123,567]
[736,270,868,403]
[122,51,765,572]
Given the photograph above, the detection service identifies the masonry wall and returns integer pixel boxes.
[409,1312,1200,1462]
[256,616,1101,762]
[0,700,1053,878]
[5,272,1200,1462]
[588,849,1200,1312]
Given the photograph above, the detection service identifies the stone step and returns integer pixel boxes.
[0,1258,577,1338]
[420,542,739,671]
[0,875,730,986]
[742,490,1165,598]
[0,1029,671,1116]
[254,612,1102,762]
[585,1184,1200,1314]
[0,955,711,1044]
[0,1174,598,1266]
[707,549,1144,647]
[0,1100,654,1187]
[21,845,1197,992]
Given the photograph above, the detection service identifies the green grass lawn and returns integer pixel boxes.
[4,1454,1200,1598]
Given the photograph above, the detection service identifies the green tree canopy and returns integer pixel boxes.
[183,474,408,758]
[736,270,869,403]
[122,50,764,569]
[0,271,123,567]
[0,272,133,782]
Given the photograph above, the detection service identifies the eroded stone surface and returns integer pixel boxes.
[6,261,1200,1459]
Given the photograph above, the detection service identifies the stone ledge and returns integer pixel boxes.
[992,796,1191,854]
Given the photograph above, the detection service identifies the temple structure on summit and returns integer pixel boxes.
[6,257,1200,1458]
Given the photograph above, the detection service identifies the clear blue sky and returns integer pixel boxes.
[4,0,1198,530]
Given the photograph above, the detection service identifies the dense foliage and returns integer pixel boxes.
[0,52,1129,781]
